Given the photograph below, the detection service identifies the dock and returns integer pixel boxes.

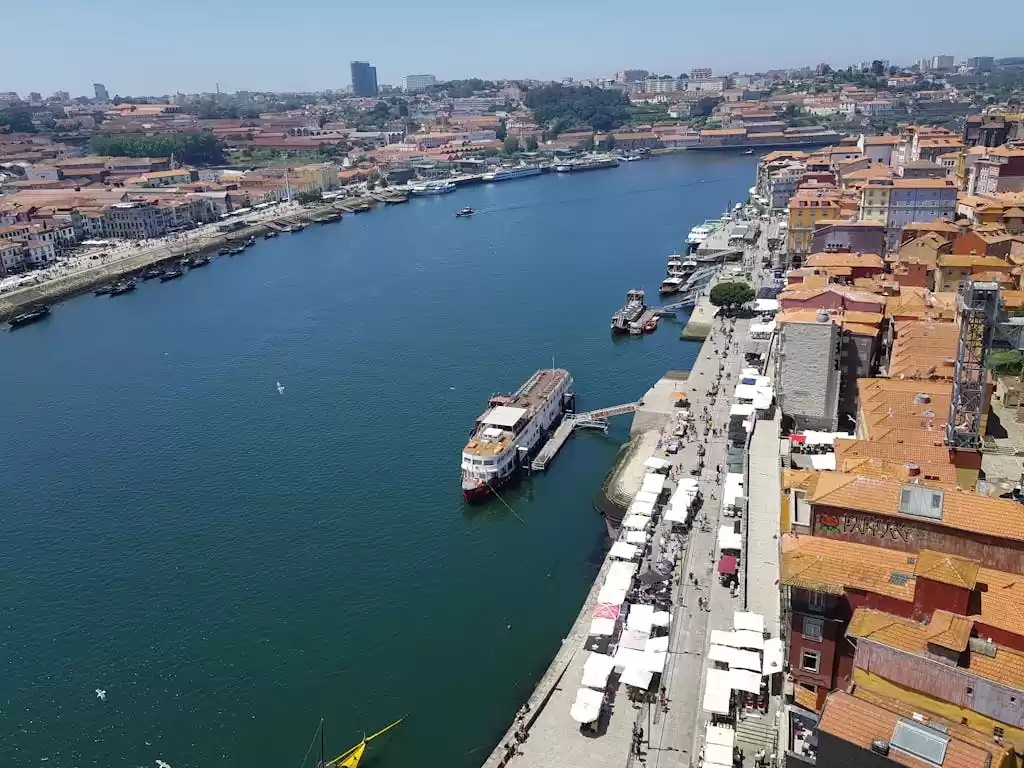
[531,402,641,472]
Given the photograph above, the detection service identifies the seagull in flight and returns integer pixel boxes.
[276,381,285,395]
[156,761,171,768]
[95,689,106,701]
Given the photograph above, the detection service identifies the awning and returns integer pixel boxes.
[710,629,765,650]
[729,667,764,695]
[627,603,655,634]
[734,612,765,634]
[598,583,629,605]
[664,505,690,524]
[644,457,671,471]
[623,514,651,530]
[718,526,743,551]
[629,500,656,517]
[763,637,785,675]
[641,473,667,495]
[705,743,735,767]
[707,644,761,671]
[652,610,672,627]
[634,490,660,505]
[621,667,654,690]
[619,629,649,650]
[718,555,738,575]
[613,646,646,670]
[641,651,668,673]
[638,567,671,585]
[570,687,604,723]
[582,652,616,688]
[610,541,640,560]
[589,617,616,636]
[645,635,670,653]
[706,724,736,748]
[625,530,650,545]
[810,453,836,470]
[702,667,733,714]
[593,603,621,620]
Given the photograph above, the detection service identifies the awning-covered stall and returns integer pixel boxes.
[729,668,764,695]
[645,635,670,653]
[570,687,604,723]
[624,530,650,545]
[753,298,779,314]
[710,629,765,650]
[629,499,656,517]
[644,457,671,471]
[593,603,621,620]
[809,453,836,470]
[581,652,616,689]
[665,505,690,524]
[634,490,660,505]
[723,474,745,509]
[729,403,756,418]
[706,724,736,748]
[589,617,617,636]
[621,667,654,690]
[609,541,640,560]
[623,514,651,530]
[734,612,765,634]
[641,473,667,495]
[762,637,785,675]
[626,603,655,634]
[652,610,672,627]
[707,644,761,671]
[598,561,637,605]
[619,629,649,651]
[704,742,736,768]
[718,526,743,552]
[748,321,776,339]
[702,667,733,715]
[717,555,738,575]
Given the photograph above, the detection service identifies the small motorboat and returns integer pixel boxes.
[94,284,113,296]
[455,206,475,217]
[742,149,754,155]
[109,278,137,296]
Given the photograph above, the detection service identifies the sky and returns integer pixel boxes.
[3,0,1023,96]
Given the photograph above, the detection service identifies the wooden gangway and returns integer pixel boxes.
[531,402,641,471]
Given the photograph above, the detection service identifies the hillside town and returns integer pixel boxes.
[2,55,1021,279]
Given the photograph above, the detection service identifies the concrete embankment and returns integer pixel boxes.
[480,331,724,768]
[0,200,361,321]
[680,296,718,340]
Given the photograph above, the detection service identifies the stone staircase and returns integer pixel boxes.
[736,712,780,762]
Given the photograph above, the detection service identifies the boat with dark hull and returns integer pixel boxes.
[8,305,51,328]
[611,289,646,334]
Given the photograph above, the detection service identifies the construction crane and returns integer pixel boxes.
[947,280,1024,450]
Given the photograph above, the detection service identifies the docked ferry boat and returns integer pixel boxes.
[461,368,575,503]
[666,253,698,279]
[410,180,456,195]
[685,220,723,252]
[482,166,543,182]
[555,155,620,173]
[610,289,647,334]
[660,276,684,295]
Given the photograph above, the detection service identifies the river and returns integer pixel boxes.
[0,152,756,767]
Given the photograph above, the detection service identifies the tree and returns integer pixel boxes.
[89,131,227,165]
[709,281,755,312]
[503,136,520,154]
[296,190,323,205]
[524,84,631,132]
[0,108,37,133]
[525,135,539,151]
[495,120,507,141]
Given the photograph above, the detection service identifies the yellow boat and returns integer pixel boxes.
[327,717,404,768]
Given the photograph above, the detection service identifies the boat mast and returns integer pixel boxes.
[320,717,325,768]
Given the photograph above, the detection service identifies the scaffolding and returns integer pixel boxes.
[948,281,1000,450]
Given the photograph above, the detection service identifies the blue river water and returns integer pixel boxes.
[0,152,756,767]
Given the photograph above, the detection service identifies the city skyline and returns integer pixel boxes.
[2,0,1022,95]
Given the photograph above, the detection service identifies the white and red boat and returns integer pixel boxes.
[461,368,574,503]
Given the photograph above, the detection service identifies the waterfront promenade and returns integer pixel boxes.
[481,212,782,768]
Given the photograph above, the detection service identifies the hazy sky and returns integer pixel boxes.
[3,0,1023,96]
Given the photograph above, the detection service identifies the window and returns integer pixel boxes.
[994,726,1005,739]
[803,616,824,642]
[807,591,827,612]
[801,649,821,673]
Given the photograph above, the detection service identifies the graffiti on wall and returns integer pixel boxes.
[818,512,911,542]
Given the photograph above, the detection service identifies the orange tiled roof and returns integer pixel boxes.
[849,607,1024,691]
[833,439,960,485]
[805,252,884,269]
[780,534,917,600]
[938,254,1010,268]
[793,684,818,712]
[818,691,992,768]
[809,472,1023,543]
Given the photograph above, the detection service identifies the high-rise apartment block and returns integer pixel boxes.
[350,61,379,97]
[403,74,436,92]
